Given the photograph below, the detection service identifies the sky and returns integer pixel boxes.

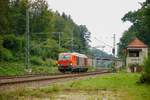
[47,0,145,55]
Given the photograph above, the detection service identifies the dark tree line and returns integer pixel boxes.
[0,0,91,64]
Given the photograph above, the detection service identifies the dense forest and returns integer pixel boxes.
[0,0,110,68]
[118,0,150,58]
[0,0,93,65]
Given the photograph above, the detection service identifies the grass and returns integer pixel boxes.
[0,61,58,76]
[0,61,26,76]
[0,72,150,100]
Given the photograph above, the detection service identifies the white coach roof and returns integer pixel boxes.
[59,52,88,58]
[72,52,88,58]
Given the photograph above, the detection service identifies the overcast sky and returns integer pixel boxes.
[47,0,145,54]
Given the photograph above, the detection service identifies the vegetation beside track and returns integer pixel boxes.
[0,61,97,76]
[0,72,150,100]
[0,61,58,76]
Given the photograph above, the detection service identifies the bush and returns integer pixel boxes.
[30,46,52,59]
[140,74,150,83]
[3,34,24,52]
[30,56,44,65]
[30,44,58,60]
[31,67,50,74]
[0,48,13,61]
[0,35,3,48]
[139,54,150,83]
[128,63,143,72]
[43,59,57,67]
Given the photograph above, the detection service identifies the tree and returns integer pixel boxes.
[140,53,150,83]
[118,31,136,58]
[0,0,9,34]
[118,0,150,58]
[0,0,92,63]
[30,0,50,33]
[118,0,150,83]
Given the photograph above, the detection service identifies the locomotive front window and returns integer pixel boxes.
[59,54,70,60]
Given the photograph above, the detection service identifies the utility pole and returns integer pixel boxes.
[101,46,105,58]
[71,31,74,52]
[113,34,116,57]
[25,0,30,70]
[51,32,62,50]
[58,32,61,50]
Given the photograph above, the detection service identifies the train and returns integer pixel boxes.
[58,52,90,73]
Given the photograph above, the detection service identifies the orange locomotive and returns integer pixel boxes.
[58,52,89,72]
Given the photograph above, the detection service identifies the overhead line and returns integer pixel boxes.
[94,37,113,48]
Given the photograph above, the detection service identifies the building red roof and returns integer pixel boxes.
[127,38,148,48]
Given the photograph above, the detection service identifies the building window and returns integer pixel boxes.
[129,51,139,57]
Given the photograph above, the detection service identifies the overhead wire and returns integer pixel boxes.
[94,37,113,48]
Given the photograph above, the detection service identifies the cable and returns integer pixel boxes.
[94,37,113,48]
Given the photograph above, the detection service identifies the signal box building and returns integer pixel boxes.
[126,38,148,72]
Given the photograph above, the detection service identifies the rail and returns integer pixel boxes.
[0,69,112,86]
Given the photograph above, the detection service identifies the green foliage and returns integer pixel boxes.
[0,0,9,34]
[87,66,97,72]
[0,62,26,76]
[31,65,58,74]
[0,62,58,76]
[32,67,50,74]
[140,54,150,83]
[30,0,50,33]
[118,31,136,58]
[0,48,13,61]
[30,38,59,59]
[40,84,60,93]
[143,56,150,74]
[43,59,57,67]
[3,34,24,52]
[30,56,44,65]
[0,0,91,72]
[118,0,150,58]
[0,35,3,48]
[1,73,150,100]
[118,0,150,83]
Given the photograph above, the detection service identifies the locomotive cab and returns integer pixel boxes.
[58,53,73,72]
[58,54,71,65]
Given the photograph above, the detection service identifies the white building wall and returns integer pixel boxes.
[126,48,148,72]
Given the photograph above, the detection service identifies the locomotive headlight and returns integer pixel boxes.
[70,63,72,65]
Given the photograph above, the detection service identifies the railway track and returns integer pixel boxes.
[0,73,63,80]
[0,69,111,87]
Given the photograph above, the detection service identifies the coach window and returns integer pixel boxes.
[59,55,70,60]
[63,55,70,60]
